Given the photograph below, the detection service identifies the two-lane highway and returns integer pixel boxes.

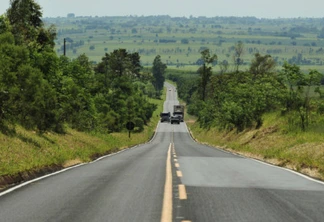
[1,82,324,222]
[165,84,324,222]
[172,128,324,221]
[0,116,176,221]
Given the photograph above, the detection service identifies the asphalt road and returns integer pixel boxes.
[1,83,324,222]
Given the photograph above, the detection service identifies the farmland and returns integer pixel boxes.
[45,15,324,73]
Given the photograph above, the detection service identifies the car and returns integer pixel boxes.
[160,112,171,122]
[170,115,180,124]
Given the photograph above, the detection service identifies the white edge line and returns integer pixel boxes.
[0,163,87,197]
[184,122,324,186]
[251,158,324,185]
[0,132,155,197]
[1,86,161,196]
[148,121,159,143]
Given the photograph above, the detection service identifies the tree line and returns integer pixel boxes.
[0,0,167,134]
[168,48,324,132]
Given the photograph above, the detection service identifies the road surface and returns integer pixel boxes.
[1,82,324,222]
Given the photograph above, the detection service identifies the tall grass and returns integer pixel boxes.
[187,111,324,180]
[0,93,165,177]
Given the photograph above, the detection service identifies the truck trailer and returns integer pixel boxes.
[173,105,184,122]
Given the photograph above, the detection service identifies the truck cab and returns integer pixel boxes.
[173,105,184,122]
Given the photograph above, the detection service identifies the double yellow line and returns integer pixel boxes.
[161,143,189,222]
[161,143,173,222]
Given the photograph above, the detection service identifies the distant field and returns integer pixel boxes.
[45,16,324,73]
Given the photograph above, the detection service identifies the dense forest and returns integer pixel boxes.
[0,0,167,134]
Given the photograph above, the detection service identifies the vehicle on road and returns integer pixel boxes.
[173,105,184,122]
[160,112,171,122]
[170,115,181,124]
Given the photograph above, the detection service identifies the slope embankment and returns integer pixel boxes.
[0,95,164,191]
[186,112,324,181]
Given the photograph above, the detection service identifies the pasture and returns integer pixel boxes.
[44,16,324,73]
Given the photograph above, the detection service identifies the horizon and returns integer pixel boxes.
[0,0,324,19]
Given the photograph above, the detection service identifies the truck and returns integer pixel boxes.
[173,105,184,122]
[160,112,171,122]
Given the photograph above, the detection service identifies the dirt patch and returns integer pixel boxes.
[300,167,322,179]
[90,147,119,160]
[224,148,264,160]
[62,159,83,168]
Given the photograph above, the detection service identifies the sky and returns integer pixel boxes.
[0,0,324,19]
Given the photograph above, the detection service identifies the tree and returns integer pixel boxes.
[15,65,59,132]
[280,62,305,112]
[219,60,229,74]
[152,55,167,97]
[0,32,29,125]
[93,50,156,132]
[129,52,143,80]
[197,49,217,101]
[318,27,324,38]
[7,0,43,44]
[233,41,244,72]
[279,62,322,131]
[249,53,276,79]
[0,15,11,34]
[181,38,189,44]
[7,0,56,51]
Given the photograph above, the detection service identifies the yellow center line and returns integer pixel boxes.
[179,184,187,200]
[175,163,180,168]
[174,159,178,162]
[176,171,183,177]
[161,143,173,222]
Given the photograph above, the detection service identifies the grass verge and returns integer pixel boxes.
[0,92,165,189]
[186,112,324,181]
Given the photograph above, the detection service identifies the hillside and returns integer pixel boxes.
[186,112,324,181]
[0,96,164,191]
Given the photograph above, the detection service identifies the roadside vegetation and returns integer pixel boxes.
[45,14,324,73]
[169,48,324,180]
[0,94,164,180]
[187,113,324,180]
[1,0,324,187]
[0,0,168,186]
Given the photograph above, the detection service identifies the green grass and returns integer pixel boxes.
[0,94,165,178]
[186,111,324,180]
[51,16,324,74]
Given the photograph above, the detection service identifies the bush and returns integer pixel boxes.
[134,117,144,132]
